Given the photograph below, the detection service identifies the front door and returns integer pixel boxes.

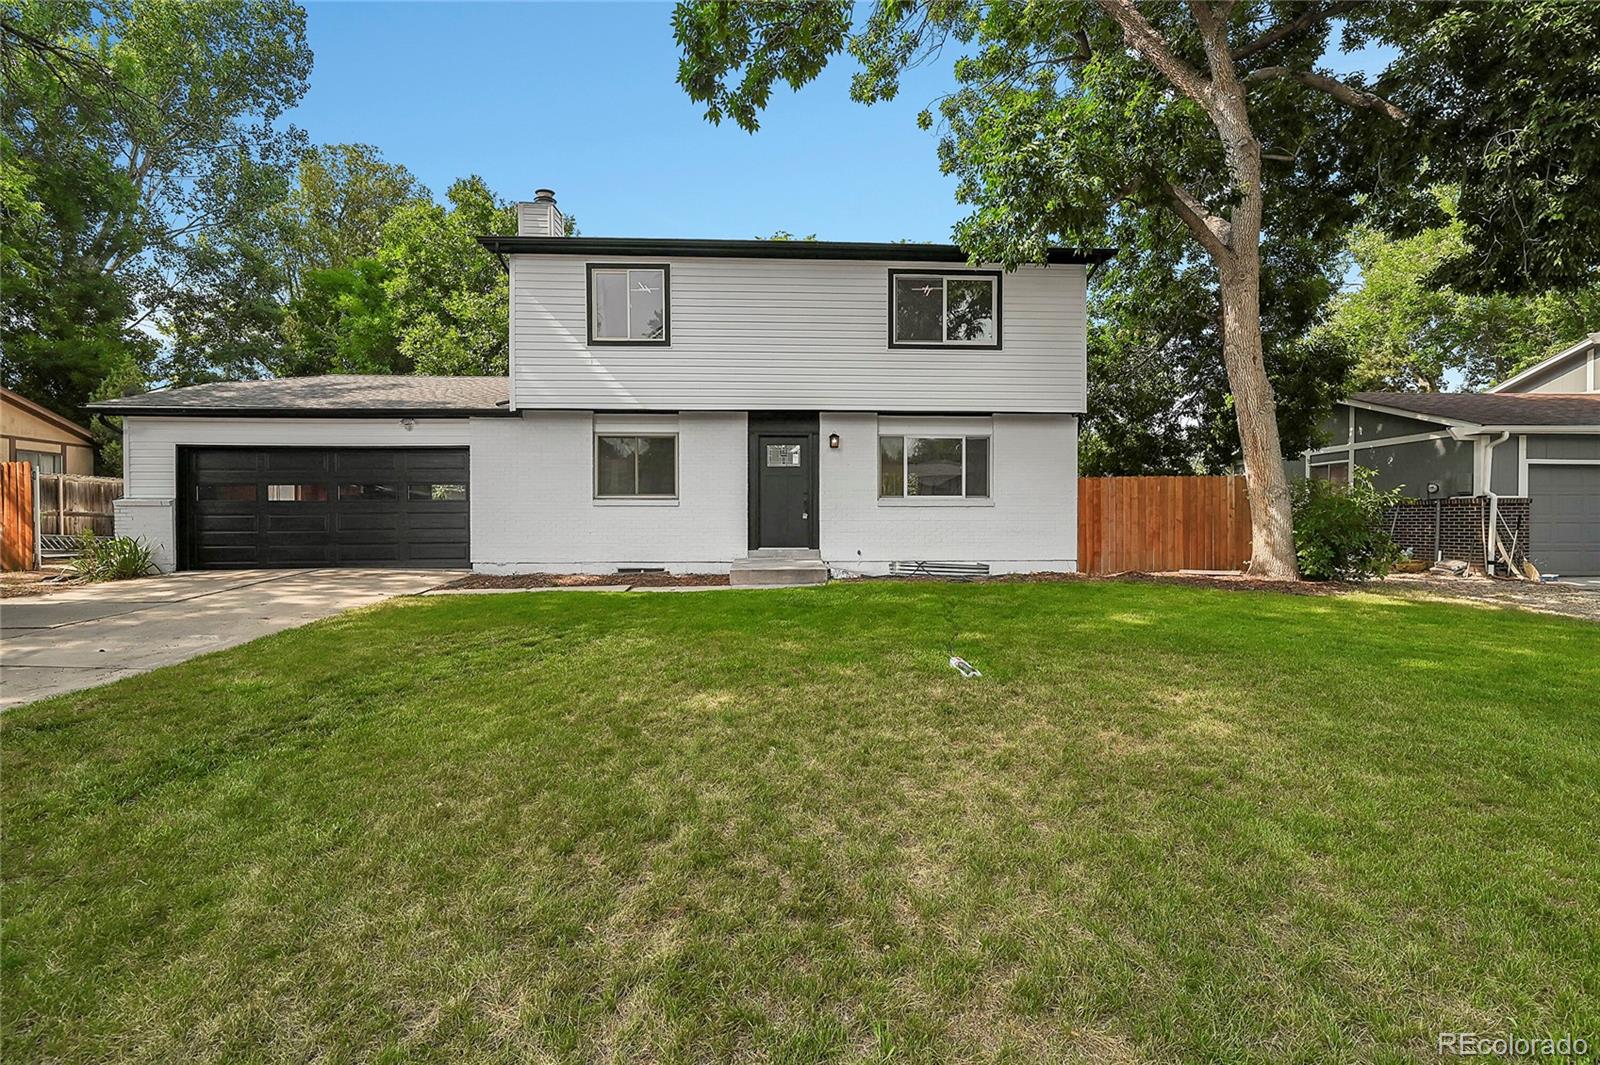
[756,434,811,548]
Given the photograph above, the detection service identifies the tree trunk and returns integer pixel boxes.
[1218,244,1299,579]
[1208,81,1300,579]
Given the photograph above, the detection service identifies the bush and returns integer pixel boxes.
[71,530,156,582]
[1290,468,1405,581]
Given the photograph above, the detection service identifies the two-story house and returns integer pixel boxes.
[93,190,1113,580]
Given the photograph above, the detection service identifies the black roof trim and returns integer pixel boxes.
[477,235,1117,266]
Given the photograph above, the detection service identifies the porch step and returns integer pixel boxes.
[731,552,829,587]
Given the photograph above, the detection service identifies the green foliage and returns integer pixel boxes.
[1084,212,1352,475]
[1346,1,1600,295]
[1290,468,1405,582]
[2,0,312,416]
[1323,190,1600,392]
[279,259,403,376]
[70,529,155,582]
[275,144,428,285]
[376,176,515,376]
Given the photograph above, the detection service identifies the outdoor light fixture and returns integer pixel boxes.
[401,418,416,432]
[829,433,840,449]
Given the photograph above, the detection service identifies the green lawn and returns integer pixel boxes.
[3,581,1597,1063]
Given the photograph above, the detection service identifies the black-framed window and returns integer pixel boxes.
[878,436,991,498]
[587,264,670,344]
[888,270,1001,348]
[406,482,467,502]
[595,434,678,498]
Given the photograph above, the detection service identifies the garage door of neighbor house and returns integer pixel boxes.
[1529,464,1600,577]
[179,447,469,569]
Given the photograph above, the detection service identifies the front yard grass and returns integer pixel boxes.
[3,581,1597,1062]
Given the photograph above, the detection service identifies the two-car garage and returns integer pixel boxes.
[180,446,470,569]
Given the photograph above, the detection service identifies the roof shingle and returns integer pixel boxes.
[1351,391,1600,428]
[89,375,511,416]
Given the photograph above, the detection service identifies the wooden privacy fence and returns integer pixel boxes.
[1078,475,1252,574]
[2,461,38,571]
[36,474,122,538]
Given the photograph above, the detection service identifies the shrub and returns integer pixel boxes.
[71,530,156,581]
[1290,468,1405,581]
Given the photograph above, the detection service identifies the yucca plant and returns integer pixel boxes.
[71,530,156,581]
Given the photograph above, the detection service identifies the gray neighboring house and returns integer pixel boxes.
[1301,333,1600,576]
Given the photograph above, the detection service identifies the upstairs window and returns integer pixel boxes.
[879,436,991,498]
[588,264,669,344]
[889,270,1000,348]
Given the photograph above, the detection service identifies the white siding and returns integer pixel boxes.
[819,413,1078,574]
[510,256,1086,412]
[120,416,472,499]
[470,411,747,573]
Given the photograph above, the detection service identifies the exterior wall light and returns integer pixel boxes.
[828,433,840,449]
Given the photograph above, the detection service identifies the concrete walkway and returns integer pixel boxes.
[0,569,455,710]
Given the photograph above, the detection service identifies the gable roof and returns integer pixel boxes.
[1489,333,1599,393]
[478,235,1117,266]
[1350,390,1600,428]
[88,376,512,417]
[0,387,95,442]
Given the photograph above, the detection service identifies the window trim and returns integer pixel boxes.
[877,434,993,501]
[14,448,65,474]
[593,432,680,500]
[886,268,1002,350]
[586,262,671,346]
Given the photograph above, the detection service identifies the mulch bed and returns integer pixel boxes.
[441,572,731,590]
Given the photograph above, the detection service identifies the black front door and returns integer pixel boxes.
[755,434,812,548]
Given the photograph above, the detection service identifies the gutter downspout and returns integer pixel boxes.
[1480,430,1511,575]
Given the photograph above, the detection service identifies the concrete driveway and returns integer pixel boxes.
[1,569,456,710]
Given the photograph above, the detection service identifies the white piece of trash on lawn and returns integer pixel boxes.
[949,656,982,678]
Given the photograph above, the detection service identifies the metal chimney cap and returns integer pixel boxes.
[533,188,557,203]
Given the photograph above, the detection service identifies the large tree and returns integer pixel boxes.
[1,0,312,417]
[675,0,1600,578]
[1323,191,1600,393]
[377,176,518,376]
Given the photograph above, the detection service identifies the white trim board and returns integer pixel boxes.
[1489,334,1599,393]
[1306,428,1456,455]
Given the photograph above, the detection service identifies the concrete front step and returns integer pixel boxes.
[730,556,830,587]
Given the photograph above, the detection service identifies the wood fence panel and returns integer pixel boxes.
[2,461,37,571]
[1078,475,1253,574]
[36,475,123,537]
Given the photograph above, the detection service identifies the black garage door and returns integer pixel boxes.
[180,447,469,569]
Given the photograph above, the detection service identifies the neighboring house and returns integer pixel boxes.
[92,189,1114,577]
[0,387,96,475]
[1301,333,1600,576]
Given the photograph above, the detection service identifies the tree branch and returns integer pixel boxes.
[1166,181,1232,259]
[1245,66,1409,123]
[1232,2,1355,62]
[1094,0,1213,107]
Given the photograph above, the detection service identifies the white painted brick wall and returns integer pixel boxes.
[112,498,177,572]
[818,412,1078,575]
[470,411,747,573]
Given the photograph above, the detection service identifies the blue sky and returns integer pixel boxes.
[290,2,965,242]
[289,3,1398,243]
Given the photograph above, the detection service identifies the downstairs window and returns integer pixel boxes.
[879,436,990,498]
[595,434,677,498]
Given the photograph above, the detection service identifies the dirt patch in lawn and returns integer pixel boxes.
[441,571,731,590]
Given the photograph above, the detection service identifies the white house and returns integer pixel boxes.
[93,190,1113,581]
